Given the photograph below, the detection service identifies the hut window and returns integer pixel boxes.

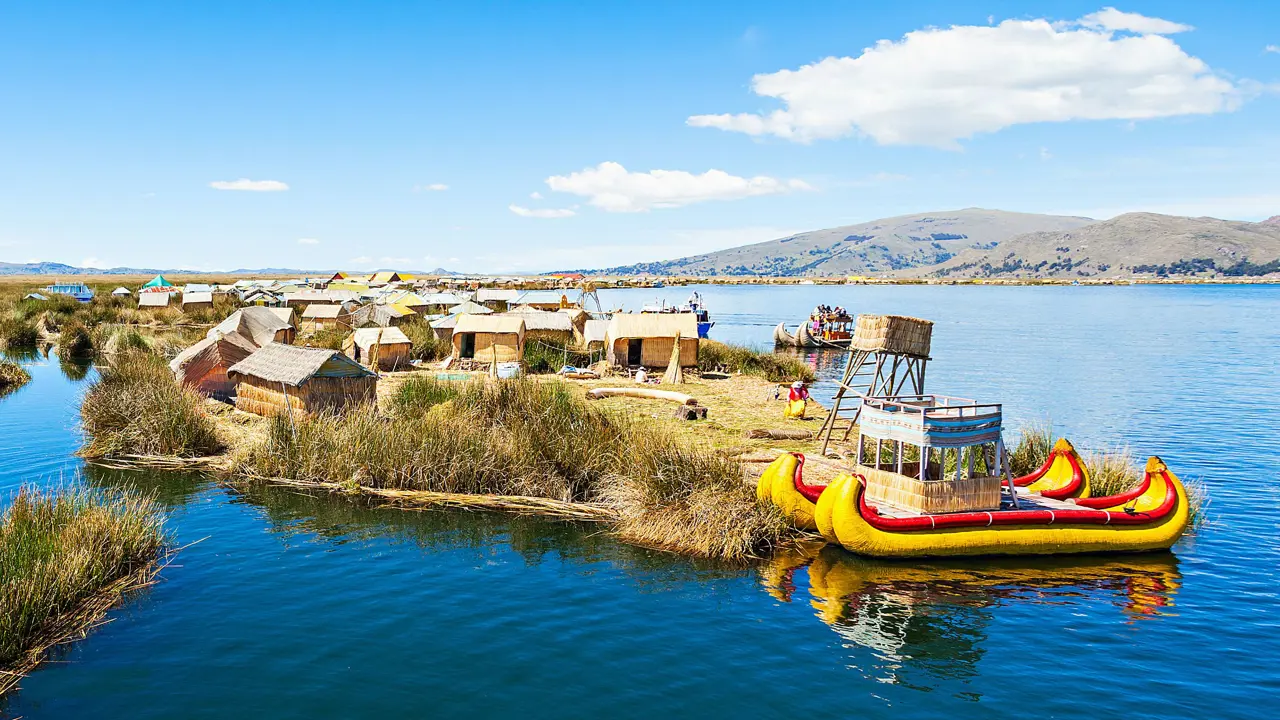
[459,333,476,359]
[627,339,643,366]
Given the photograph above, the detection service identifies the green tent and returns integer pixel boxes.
[141,274,172,289]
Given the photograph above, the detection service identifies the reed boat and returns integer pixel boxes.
[774,312,854,349]
[757,450,1191,558]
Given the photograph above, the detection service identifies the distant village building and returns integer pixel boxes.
[111,287,131,297]
[344,327,412,370]
[515,290,568,311]
[228,344,377,417]
[351,303,411,328]
[140,275,175,293]
[499,308,574,346]
[604,313,698,369]
[475,288,520,311]
[301,303,353,333]
[452,315,525,362]
[138,292,173,309]
[181,291,214,312]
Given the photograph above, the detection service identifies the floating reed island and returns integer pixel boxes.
[0,485,167,696]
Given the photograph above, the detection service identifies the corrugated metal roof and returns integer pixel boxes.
[228,344,374,386]
[605,313,698,339]
[183,283,213,294]
[454,314,525,335]
[420,292,463,305]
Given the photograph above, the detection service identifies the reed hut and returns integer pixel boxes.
[266,307,297,330]
[582,319,609,351]
[475,288,519,311]
[301,303,353,333]
[169,331,258,401]
[181,291,214,312]
[343,327,412,370]
[138,292,172,309]
[213,306,296,346]
[501,309,574,346]
[452,315,525,362]
[351,303,411,328]
[430,314,458,342]
[228,344,377,417]
[515,290,568,311]
[605,313,698,369]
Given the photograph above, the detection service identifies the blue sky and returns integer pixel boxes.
[0,1,1277,272]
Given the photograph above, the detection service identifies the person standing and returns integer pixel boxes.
[784,381,810,419]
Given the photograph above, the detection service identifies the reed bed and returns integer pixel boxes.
[80,351,223,459]
[0,360,30,396]
[0,485,166,695]
[698,340,816,383]
[235,375,796,559]
[399,318,448,362]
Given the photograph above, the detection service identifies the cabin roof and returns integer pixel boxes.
[302,303,344,318]
[499,309,572,331]
[228,343,375,386]
[182,292,213,304]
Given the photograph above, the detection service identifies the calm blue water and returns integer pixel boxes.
[3,285,1279,719]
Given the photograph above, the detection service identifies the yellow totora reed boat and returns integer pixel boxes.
[758,451,1191,558]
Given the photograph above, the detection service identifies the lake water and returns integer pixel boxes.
[3,285,1278,719]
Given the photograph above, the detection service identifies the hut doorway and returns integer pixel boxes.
[627,339,643,366]
[459,332,476,359]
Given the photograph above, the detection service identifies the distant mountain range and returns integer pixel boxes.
[574,209,1095,276]
[571,208,1280,279]
[0,262,460,277]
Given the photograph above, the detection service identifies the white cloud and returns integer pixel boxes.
[509,204,577,218]
[80,257,107,269]
[529,191,543,200]
[1040,147,1053,161]
[297,237,320,245]
[544,161,811,213]
[348,256,374,268]
[688,11,1240,148]
[1078,8,1192,34]
[209,178,289,192]
[414,183,449,192]
[1267,45,1280,54]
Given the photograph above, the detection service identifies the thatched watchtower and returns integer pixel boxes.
[228,344,377,417]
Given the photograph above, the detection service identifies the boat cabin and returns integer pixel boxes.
[855,394,1016,514]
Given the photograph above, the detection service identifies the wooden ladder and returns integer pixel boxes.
[818,349,928,455]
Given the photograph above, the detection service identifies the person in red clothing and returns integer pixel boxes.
[785,380,810,419]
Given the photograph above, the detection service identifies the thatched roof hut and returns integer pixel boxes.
[228,344,376,417]
[111,287,131,297]
[352,303,411,328]
[266,307,297,329]
[452,315,525,362]
[301,303,353,333]
[170,331,258,401]
[213,307,295,347]
[343,327,412,370]
[500,309,574,346]
[582,319,609,350]
[604,314,698,369]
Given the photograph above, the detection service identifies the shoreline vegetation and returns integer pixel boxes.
[0,486,166,696]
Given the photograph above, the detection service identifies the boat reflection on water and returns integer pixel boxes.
[762,543,1181,687]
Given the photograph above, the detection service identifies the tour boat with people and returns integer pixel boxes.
[640,291,713,338]
[757,395,1191,558]
[774,307,855,348]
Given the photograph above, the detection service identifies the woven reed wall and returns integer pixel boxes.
[610,337,698,368]
[454,332,522,362]
[851,315,933,357]
[234,375,376,417]
[191,366,236,402]
[858,464,1001,513]
[372,343,410,371]
[524,328,575,345]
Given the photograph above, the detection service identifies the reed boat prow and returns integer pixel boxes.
[1014,437,1090,500]
[756,453,823,531]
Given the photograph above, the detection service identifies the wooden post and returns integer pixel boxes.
[895,440,903,475]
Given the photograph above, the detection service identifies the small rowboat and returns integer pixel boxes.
[757,447,1190,558]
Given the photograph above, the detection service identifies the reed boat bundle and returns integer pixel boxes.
[850,315,933,358]
[857,464,1001,514]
